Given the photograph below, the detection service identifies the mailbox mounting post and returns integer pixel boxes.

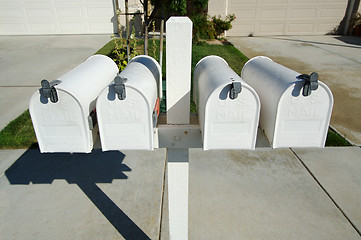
[165,16,193,240]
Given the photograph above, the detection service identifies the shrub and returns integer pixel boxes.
[211,14,236,38]
[192,14,236,42]
[191,14,215,43]
[151,0,186,16]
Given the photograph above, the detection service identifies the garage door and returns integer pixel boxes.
[219,0,348,36]
[0,0,116,35]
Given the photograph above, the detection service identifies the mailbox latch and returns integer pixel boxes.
[114,76,127,100]
[299,72,318,97]
[230,82,242,100]
[88,110,97,130]
[39,79,62,103]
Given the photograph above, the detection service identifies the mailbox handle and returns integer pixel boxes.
[230,82,242,100]
[40,79,61,103]
[114,76,127,100]
[88,110,97,130]
[299,72,319,97]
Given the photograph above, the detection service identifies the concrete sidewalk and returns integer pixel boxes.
[0,35,111,131]
[162,147,361,239]
[228,35,361,146]
[0,149,167,240]
[1,147,360,239]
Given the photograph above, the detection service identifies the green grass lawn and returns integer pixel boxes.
[0,39,352,149]
[325,128,352,146]
[192,42,248,77]
[0,110,38,149]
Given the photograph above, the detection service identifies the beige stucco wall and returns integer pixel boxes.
[0,0,144,35]
[208,0,228,18]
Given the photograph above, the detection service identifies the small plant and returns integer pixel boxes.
[110,12,141,70]
[211,14,236,39]
[130,26,139,59]
[111,35,128,71]
[109,8,142,70]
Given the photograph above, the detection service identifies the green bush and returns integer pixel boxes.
[211,14,236,38]
[151,0,186,16]
[191,14,215,42]
[192,14,236,42]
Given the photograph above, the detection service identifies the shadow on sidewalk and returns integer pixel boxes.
[5,148,151,240]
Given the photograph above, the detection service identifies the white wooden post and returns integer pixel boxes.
[166,16,192,240]
[166,17,193,124]
[167,148,189,240]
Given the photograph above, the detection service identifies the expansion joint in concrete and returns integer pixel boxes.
[158,150,168,240]
[290,148,361,237]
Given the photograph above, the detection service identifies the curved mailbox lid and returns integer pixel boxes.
[29,54,118,153]
[97,55,159,151]
[129,55,163,100]
[56,55,118,111]
[194,55,260,150]
[241,56,333,148]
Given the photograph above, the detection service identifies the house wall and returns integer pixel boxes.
[208,0,350,36]
[208,0,227,18]
[0,0,143,35]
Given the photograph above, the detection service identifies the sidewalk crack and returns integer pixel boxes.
[158,150,167,240]
[290,148,361,237]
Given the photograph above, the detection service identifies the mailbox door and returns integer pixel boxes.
[97,85,153,151]
[203,84,260,150]
[30,90,91,153]
[273,82,333,148]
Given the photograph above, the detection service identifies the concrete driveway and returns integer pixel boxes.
[0,34,111,131]
[228,35,361,146]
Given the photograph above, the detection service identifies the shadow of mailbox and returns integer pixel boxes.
[5,149,150,240]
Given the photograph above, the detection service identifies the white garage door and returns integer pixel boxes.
[210,0,348,36]
[0,0,116,35]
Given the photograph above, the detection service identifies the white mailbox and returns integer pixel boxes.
[29,55,118,153]
[194,56,260,150]
[96,55,161,151]
[241,56,333,148]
